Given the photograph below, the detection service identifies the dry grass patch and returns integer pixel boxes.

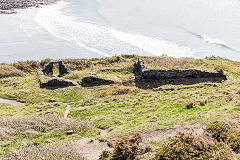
[0,115,96,153]
[1,145,85,160]
[143,56,200,70]
[0,115,91,133]
[0,64,24,78]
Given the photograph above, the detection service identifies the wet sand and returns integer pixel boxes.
[0,2,99,63]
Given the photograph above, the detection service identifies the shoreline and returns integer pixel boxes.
[0,0,59,14]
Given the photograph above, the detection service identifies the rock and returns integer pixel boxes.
[65,130,74,135]
[49,98,56,102]
[40,78,78,88]
[24,129,39,135]
[117,56,126,62]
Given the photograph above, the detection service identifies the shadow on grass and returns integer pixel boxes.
[40,85,70,90]
[80,76,115,87]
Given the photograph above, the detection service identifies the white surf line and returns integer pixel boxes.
[199,35,240,52]
[35,1,111,58]
[72,37,111,57]
[0,98,24,106]
[109,28,195,58]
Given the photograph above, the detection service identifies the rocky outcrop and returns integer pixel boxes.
[40,78,78,88]
[0,0,58,12]
[81,76,115,87]
[134,58,227,80]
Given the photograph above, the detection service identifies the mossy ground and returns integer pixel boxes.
[1,55,240,157]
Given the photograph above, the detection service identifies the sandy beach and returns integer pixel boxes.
[0,1,102,63]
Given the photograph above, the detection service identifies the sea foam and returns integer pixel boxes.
[35,1,195,58]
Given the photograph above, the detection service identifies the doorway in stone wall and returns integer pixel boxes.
[42,61,69,77]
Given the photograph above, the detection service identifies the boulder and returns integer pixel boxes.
[40,78,78,88]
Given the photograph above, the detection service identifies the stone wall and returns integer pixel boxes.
[134,58,146,74]
[134,58,227,80]
[42,61,69,76]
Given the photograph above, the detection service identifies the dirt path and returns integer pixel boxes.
[66,123,205,160]
[64,105,71,119]
[0,97,24,106]
[70,138,112,160]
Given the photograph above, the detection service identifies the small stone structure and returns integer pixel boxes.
[37,70,77,89]
[42,61,69,76]
[40,78,78,88]
[134,58,227,80]
[81,76,115,87]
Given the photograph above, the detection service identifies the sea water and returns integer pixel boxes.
[2,0,240,62]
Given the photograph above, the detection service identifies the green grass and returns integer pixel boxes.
[1,55,240,156]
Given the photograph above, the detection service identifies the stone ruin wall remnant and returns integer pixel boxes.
[134,58,227,80]
[42,61,69,76]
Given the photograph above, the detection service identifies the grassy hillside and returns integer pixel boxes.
[1,55,240,159]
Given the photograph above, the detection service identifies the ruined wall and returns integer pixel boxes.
[134,58,146,74]
[42,61,69,76]
[134,58,227,80]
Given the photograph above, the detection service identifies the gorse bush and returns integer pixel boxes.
[185,102,194,109]
[227,130,240,153]
[97,88,139,97]
[110,133,142,160]
[206,121,231,142]
[152,132,233,160]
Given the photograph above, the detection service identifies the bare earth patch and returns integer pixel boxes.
[62,124,206,160]
[0,97,24,106]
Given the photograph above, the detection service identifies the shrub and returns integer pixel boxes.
[206,121,231,142]
[13,61,40,72]
[97,56,120,65]
[97,88,139,97]
[199,100,207,106]
[98,150,111,160]
[40,59,52,68]
[0,64,24,78]
[185,102,194,109]
[63,59,91,70]
[152,132,233,160]
[227,130,240,153]
[110,133,142,160]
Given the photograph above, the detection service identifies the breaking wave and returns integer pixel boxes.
[35,1,195,58]
[188,31,240,52]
